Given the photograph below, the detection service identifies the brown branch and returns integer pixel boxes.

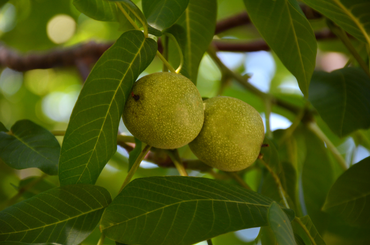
[0,28,336,72]
[0,41,113,72]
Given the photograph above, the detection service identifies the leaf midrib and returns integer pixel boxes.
[0,206,104,236]
[12,133,54,164]
[75,35,146,184]
[332,0,370,45]
[324,190,370,210]
[102,198,272,230]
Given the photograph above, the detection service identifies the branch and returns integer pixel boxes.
[0,41,112,72]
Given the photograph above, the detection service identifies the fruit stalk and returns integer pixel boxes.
[119,144,152,193]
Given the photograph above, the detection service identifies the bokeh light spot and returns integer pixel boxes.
[47,14,76,44]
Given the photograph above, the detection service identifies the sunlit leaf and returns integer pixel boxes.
[301,128,334,233]
[323,157,370,226]
[243,0,317,97]
[309,67,370,137]
[58,30,157,186]
[301,0,370,45]
[292,216,326,245]
[168,0,217,84]
[0,120,59,175]
[101,176,294,245]
[0,184,111,244]
[268,202,296,245]
[142,0,189,31]
[73,0,118,21]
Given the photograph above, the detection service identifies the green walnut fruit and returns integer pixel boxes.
[123,72,204,149]
[189,96,265,171]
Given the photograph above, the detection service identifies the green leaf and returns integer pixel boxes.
[301,0,370,45]
[108,0,147,31]
[101,176,295,245]
[0,184,111,244]
[323,157,370,227]
[292,216,326,245]
[128,138,144,171]
[0,122,7,132]
[243,0,317,97]
[259,226,278,245]
[0,120,59,175]
[142,0,189,31]
[73,0,118,21]
[268,202,296,245]
[58,30,157,186]
[167,0,217,84]
[301,128,334,233]
[17,177,55,199]
[309,67,370,137]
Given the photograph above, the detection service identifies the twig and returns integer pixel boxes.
[259,158,290,209]
[119,145,152,193]
[306,121,347,171]
[0,174,47,210]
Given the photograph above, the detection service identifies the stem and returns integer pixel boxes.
[119,145,152,193]
[120,3,148,37]
[117,134,135,143]
[207,45,268,100]
[264,99,272,138]
[294,217,317,245]
[116,3,140,31]
[167,150,188,176]
[163,32,184,73]
[97,233,105,245]
[157,51,177,73]
[327,20,370,78]
[0,174,47,210]
[207,239,214,245]
[259,159,290,209]
[278,108,305,146]
[162,35,169,72]
[227,172,251,190]
[306,121,347,170]
[51,130,65,136]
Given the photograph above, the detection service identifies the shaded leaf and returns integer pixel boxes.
[325,215,370,243]
[58,30,157,186]
[259,226,277,245]
[0,184,111,244]
[101,176,295,245]
[292,216,326,245]
[323,157,370,227]
[260,138,280,173]
[0,122,7,132]
[301,128,334,233]
[301,0,370,45]
[73,0,118,21]
[128,138,143,171]
[168,0,217,84]
[17,177,55,199]
[268,202,296,245]
[142,0,189,31]
[309,67,370,137]
[0,242,60,245]
[0,120,59,175]
[243,0,317,97]
[108,0,147,31]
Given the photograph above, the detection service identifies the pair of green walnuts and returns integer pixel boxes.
[123,72,265,172]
